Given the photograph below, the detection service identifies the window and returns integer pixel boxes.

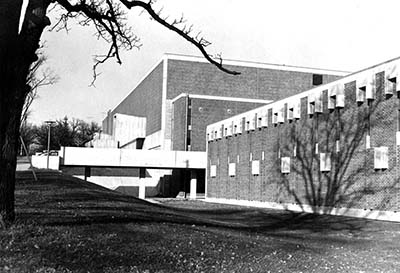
[315,91,323,113]
[320,153,331,172]
[336,86,345,108]
[215,126,222,140]
[228,163,236,177]
[328,85,337,110]
[356,86,366,103]
[281,157,290,174]
[210,165,217,177]
[335,140,340,152]
[365,135,371,149]
[397,131,400,146]
[272,111,278,124]
[357,75,374,102]
[363,74,376,100]
[279,106,284,123]
[293,99,301,119]
[287,102,294,121]
[308,93,315,115]
[257,109,268,128]
[313,74,323,86]
[207,127,214,141]
[251,160,260,176]
[225,122,233,137]
[374,147,388,169]
[233,118,243,134]
[385,67,397,97]
[245,113,256,131]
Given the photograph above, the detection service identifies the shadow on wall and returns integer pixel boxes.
[279,73,399,214]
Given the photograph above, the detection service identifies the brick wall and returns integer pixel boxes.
[102,61,164,136]
[172,97,268,151]
[167,59,342,102]
[172,97,187,151]
[207,61,400,213]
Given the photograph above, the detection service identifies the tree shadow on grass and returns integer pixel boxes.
[15,170,389,236]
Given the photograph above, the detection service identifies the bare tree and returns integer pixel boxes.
[0,0,239,227]
[21,48,58,124]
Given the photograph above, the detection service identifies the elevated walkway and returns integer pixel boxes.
[60,147,206,169]
[58,147,206,199]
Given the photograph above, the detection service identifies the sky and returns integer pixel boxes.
[29,0,400,125]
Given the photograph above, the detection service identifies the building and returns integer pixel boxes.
[93,53,346,197]
[206,56,400,222]
[102,53,346,152]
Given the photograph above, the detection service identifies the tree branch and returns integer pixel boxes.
[54,0,240,82]
[119,0,240,75]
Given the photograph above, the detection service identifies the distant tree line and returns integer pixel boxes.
[19,117,100,155]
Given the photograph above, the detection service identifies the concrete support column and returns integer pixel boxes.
[139,168,146,199]
[190,170,197,199]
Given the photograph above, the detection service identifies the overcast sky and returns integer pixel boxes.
[29,0,400,125]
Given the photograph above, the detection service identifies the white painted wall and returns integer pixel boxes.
[113,113,146,147]
[60,147,206,169]
[31,155,60,170]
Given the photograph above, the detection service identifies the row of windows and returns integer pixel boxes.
[209,146,389,178]
[207,66,400,142]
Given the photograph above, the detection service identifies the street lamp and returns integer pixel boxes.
[44,120,56,169]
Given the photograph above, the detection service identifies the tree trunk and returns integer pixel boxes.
[0,0,51,227]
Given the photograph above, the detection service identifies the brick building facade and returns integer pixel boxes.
[103,54,345,152]
[97,53,346,197]
[206,57,400,221]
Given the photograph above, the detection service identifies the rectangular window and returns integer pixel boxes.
[287,103,294,121]
[385,67,397,96]
[207,127,215,141]
[257,114,263,128]
[215,126,222,139]
[244,114,256,131]
[272,112,278,124]
[210,165,217,177]
[277,106,284,123]
[320,153,331,172]
[356,86,366,103]
[374,147,388,169]
[225,122,233,137]
[396,131,400,146]
[335,85,345,108]
[365,75,375,100]
[281,157,291,174]
[251,160,260,176]
[315,91,323,113]
[294,99,301,119]
[313,74,323,86]
[228,163,236,177]
[233,118,242,134]
[308,93,315,116]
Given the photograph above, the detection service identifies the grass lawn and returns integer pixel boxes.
[1,170,400,272]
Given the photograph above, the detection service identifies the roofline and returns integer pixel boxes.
[171,93,273,104]
[207,55,400,129]
[164,53,350,76]
[107,52,352,117]
[108,56,166,115]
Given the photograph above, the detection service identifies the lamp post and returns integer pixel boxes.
[44,120,56,169]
